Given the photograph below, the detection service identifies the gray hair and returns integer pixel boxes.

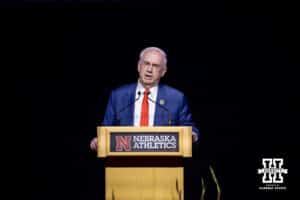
[139,47,167,67]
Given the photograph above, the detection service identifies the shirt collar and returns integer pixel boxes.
[136,80,158,99]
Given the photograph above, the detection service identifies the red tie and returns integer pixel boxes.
[140,89,150,126]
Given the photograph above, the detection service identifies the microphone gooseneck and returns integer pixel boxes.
[147,91,172,126]
[115,91,142,124]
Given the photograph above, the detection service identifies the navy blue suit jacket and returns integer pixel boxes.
[101,83,199,137]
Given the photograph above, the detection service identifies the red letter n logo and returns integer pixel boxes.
[115,136,132,151]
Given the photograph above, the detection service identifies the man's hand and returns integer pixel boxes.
[192,132,198,143]
[90,137,98,151]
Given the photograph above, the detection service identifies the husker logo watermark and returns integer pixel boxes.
[111,132,179,152]
[257,158,288,190]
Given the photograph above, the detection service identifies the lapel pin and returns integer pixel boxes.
[159,99,165,105]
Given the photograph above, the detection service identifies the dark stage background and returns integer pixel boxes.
[10,0,299,200]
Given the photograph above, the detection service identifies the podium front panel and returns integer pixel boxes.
[97,126,192,157]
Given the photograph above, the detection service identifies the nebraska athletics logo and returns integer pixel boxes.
[257,158,288,190]
[115,136,132,151]
[111,132,179,152]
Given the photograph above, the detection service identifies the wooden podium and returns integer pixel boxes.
[97,126,193,200]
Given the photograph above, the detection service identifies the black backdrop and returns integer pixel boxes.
[10,1,299,200]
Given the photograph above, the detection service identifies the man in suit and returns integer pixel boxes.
[90,47,199,151]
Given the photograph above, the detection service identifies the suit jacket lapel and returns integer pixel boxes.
[128,83,137,126]
[154,84,167,126]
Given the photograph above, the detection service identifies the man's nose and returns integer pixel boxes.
[146,65,153,72]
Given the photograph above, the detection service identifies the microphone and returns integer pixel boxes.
[115,91,142,124]
[147,92,172,126]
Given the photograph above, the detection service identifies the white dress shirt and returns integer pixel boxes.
[134,81,158,126]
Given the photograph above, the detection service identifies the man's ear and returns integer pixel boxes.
[137,62,141,72]
[161,67,167,77]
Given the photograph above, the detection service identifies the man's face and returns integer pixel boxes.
[138,51,167,88]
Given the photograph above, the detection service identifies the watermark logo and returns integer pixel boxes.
[257,158,288,190]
